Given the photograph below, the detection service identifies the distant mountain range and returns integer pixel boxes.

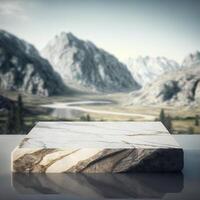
[0,29,199,106]
[182,51,200,68]
[0,30,69,96]
[126,56,181,86]
[41,32,139,92]
[126,51,200,88]
[128,52,200,106]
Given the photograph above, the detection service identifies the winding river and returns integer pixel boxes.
[41,100,155,120]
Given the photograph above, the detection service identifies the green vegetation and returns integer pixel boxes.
[195,115,199,126]
[5,104,16,134]
[80,114,91,121]
[159,109,173,133]
[159,109,165,124]
[16,94,24,133]
[188,127,194,134]
[0,91,200,135]
[4,94,24,134]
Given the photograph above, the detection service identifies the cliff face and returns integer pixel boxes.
[0,30,69,96]
[126,56,181,86]
[182,51,200,68]
[129,64,200,106]
[42,32,140,92]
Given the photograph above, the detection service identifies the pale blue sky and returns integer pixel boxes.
[0,0,200,63]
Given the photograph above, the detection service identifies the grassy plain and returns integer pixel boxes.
[0,91,200,134]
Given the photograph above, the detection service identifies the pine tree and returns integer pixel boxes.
[80,114,91,121]
[159,109,165,124]
[86,114,91,121]
[159,109,173,133]
[5,103,16,134]
[195,115,199,126]
[165,115,173,133]
[5,94,25,134]
[188,127,194,134]
[15,105,21,134]
[15,94,24,134]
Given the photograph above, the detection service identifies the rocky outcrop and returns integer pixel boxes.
[182,51,200,68]
[128,64,200,106]
[0,30,70,96]
[42,32,140,92]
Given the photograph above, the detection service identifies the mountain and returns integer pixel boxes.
[0,30,69,96]
[128,62,200,106]
[41,32,140,92]
[182,51,200,68]
[126,56,180,86]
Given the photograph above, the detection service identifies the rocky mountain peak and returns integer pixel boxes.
[128,62,200,106]
[0,30,39,58]
[182,51,200,67]
[126,56,180,86]
[0,30,69,96]
[42,32,140,92]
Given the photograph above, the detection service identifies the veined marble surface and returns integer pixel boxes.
[12,122,183,173]
[17,122,180,149]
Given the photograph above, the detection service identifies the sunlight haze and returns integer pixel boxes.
[0,0,200,63]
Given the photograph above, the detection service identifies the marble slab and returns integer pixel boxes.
[11,122,184,173]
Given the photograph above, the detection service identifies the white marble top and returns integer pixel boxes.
[18,122,181,149]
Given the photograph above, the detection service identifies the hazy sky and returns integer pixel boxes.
[0,0,200,63]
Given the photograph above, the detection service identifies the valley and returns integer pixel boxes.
[0,91,200,135]
[0,30,200,135]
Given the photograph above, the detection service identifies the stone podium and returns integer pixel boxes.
[11,122,183,173]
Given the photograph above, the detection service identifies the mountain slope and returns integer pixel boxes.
[126,56,180,86]
[182,51,200,67]
[0,30,69,96]
[128,63,200,106]
[42,32,140,92]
